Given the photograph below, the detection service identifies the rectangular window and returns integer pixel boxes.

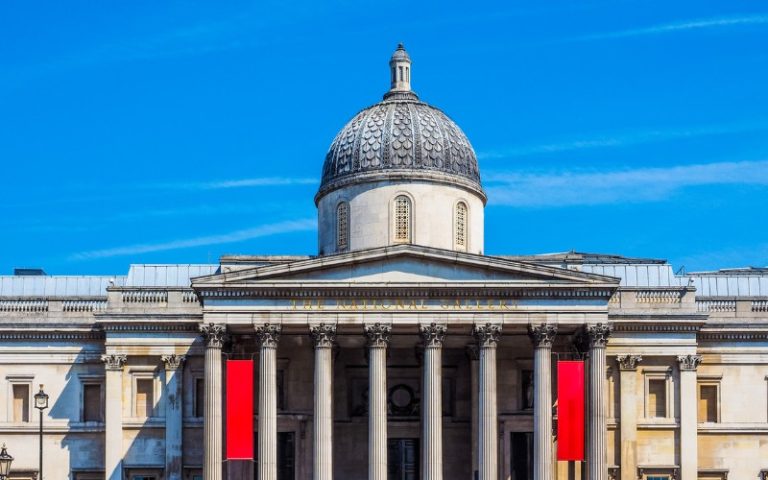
[698,384,718,423]
[195,378,205,418]
[135,378,154,417]
[83,384,102,422]
[647,378,667,418]
[12,384,30,422]
[647,476,670,480]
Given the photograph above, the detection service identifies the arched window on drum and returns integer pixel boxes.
[336,201,349,252]
[393,195,412,243]
[455,201,468,251]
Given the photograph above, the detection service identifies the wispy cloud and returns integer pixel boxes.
[69,218,316,260]
[478,121,768,159]
[150,177,317,190]
[568,14,768,42]
[485,160,768,207]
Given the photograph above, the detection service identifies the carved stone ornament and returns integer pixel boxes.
[101,354,127,371]
[161,354,186,370]
[310,323,337,348]
[199,323,226,348]
[420,323,447,348]
[473,323,502,348]
[527,323,557,348]
[364,323,392,348]
[255,324,281,349]
[586,323,612,348]
[677,354,702,371]
[616,354,642,371]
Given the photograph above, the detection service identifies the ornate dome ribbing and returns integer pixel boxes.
[316,45,484,203]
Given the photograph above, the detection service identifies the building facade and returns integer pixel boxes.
[1,46,768,480]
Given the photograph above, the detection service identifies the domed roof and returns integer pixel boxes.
[316,45,484,203]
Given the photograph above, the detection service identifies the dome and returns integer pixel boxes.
[316,45,484,204]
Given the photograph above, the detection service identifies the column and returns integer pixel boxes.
[473,323,502,480]
[162,354,186,480]
[310,324,336,480]
[677,354,701,480]
[365,323,391,480]
[466,345,480,479]
[102,354,127,480]
[616,355,641,480]
[256,324,281,480]
[420,323,447,480]
[528,324,557,480]
[586,323,612,480]
[200,323,225,480]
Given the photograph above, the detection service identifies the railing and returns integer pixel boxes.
[62,299,108,312]
[0,300,49,312]
[121,290,168,303]
[635,290,682,304]
[697,300,736,313]
[753,300,768,312]
[182,290,199,304]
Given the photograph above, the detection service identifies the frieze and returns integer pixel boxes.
[0,331,104,341]
[198,288,615,300]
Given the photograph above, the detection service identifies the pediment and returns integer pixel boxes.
[193,245,619,288]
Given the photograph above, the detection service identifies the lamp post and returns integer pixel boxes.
[34,385,48,480]
[0,444,13,480]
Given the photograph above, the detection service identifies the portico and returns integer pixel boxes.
[192,244,619,479]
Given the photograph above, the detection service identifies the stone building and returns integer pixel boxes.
[1,45,767,480]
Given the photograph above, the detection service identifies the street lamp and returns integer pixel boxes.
[34,385,48,480]
[0,444,13,480]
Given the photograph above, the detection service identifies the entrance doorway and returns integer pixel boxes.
[510,432,533,480]
[387,438,419,480]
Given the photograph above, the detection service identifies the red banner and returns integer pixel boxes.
[226,360,254,460]
[557,360,585,461]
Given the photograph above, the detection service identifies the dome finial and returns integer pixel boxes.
[388,43,412,94]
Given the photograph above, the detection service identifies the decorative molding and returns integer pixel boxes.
[199,323,226,348]
[420,322,447,348]
[309,323,336,348]
[101,354,127,371]
[586,323,612,348]
[607,466,619,480]
[527,323,557,348]
[161,354,186,370]
[612,323,701,333]
[255,323,281,349]
[616,354,642,371]
[364,323,391,348]
[473,323,502,348]
[102,323,198,333]
[699,331,768,341]
[0,330,104,341]
[677,354,702,371]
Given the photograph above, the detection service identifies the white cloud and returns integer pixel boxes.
[485,160,768,207]
[478,121,768,159]
[153,177,317,190]
[569,14,768,41]
[69,218,316,260]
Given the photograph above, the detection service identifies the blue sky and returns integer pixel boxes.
[1,0,767,274]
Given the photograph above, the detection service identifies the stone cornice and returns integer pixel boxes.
[699,330,768,341]
[612,323,702,333]
[0,330,105,341]
[102,323,199,333]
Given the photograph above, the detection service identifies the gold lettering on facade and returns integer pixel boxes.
[290,298,516,310]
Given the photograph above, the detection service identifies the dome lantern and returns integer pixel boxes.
[387,43,413,97]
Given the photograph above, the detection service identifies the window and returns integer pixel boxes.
[82,383,103,422]
[194,377,205,418]
[393,195,412,243]
[135,378,154,417]
[12,384,29,422]
[647,379,666,418]
[647,476,670,480]
[698,384,719,423]
[337,202,349,251]
[455,202,467,250]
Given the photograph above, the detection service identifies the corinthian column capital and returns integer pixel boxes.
[364,322,392,348]
[586,322,612,348]
[420,322,447,348]
[473,323,502,348]
[310,323,337,348]
[616,354,642,371]
[255,323,281,349]
[199,323,226,348]
[677,354,702,371]
[527,323,557,348]
[101,353,127,371]
[161,354,186,371]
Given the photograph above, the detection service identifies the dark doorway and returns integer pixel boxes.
[253,432,296,480]
[387,438,419,480]
[510,432,533,480]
